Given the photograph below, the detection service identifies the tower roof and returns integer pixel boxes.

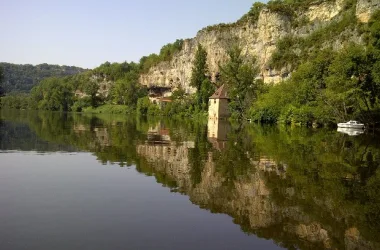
[209,84,229,99]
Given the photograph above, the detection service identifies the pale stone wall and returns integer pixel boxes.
[208,99,219,119]
[208,99,229,120]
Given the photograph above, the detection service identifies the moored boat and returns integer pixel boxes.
[337,120,365,129]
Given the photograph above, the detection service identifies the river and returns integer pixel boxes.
[1,110,379,250]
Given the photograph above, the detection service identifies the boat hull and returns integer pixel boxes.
[337,124,364,129]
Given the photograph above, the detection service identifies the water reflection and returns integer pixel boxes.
[337,127,365,136]
[207,118,230,150]
[1,109,380,250]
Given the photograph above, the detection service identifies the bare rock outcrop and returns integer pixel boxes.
[356,0,380,22]
[139,0,360,93]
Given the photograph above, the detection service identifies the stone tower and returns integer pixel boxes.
[208,84,230,120]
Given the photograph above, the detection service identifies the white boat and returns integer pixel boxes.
[337,127,364,136]
[337,120,365,129]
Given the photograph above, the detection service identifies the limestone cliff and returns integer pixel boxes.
[139,0,379,94]
[356,0,380,22]
[74,75,113,99]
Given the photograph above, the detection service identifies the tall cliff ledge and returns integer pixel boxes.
[139,0,380,94]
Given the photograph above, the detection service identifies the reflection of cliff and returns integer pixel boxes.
[93,127,111,147]
[194,155,279,229]
[136,126,280,241]
[136,129,380,250]
[146,123,172,143]
[73,124,111,148]
[137,123,195,188]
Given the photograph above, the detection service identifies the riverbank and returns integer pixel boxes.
[83,104,135,115]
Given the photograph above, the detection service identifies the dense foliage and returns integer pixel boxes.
[220,44,263,119]
[0,66,4,96]
[250,9,380,126]
[139,39,183,73]
[0,38,184,111]
[1,61,147,112]
[190,44,215,110]
[238,2,266,24]
[0,63,87,94]
[270,7,358,71]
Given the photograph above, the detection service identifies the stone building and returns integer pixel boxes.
[208,84,230,120]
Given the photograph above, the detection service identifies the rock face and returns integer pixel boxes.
[92,75,113,99]
[305,0,345,22]
[74,75,113,99]
[139,9,292,93]
[139,0,377,94]
[356,0,380,22]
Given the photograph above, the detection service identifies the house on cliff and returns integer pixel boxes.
[208,84,230,120]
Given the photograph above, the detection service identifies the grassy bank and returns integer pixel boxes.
[83,104,135,115]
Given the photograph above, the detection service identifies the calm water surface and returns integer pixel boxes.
[1,110,380,250]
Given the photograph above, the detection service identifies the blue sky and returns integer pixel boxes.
[0,0,257,69]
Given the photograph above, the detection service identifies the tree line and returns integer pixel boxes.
[0,62,87,94]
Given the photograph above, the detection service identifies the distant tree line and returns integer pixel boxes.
[0,66,4,96]
[0,39,186,114]
[0,63,87,94]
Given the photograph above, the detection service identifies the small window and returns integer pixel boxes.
[214,100,216,104]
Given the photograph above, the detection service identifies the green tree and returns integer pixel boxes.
[139,40,184,73]
[369,10,380,49]
[0,66,4,97]
[220,44,261,119]
[29,77,74,111]
[0,62,86,93]
[83,80,99,107]
[199,78,215,109]
[110,71,144,106]
[326,44,377,120]
[241,2,265,23]
[190,44,214,109]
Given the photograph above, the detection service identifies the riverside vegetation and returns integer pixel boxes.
[1,0,380,127]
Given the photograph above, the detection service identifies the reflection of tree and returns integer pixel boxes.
[188,123,212,186]
[247,125,380,246]
[2,110,380,249]
[0,110,148,166]
[0,115,76,152]
[213,130,255,187]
